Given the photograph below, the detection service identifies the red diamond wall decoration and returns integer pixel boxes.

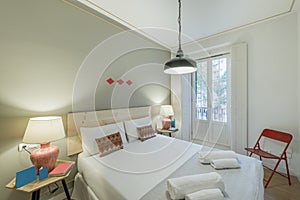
[126,80,132,86]
[117,79,124,85]
[106,78,114,85]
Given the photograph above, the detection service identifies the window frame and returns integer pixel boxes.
[194,54,230,123]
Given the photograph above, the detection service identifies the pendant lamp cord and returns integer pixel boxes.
[177,0,184,57]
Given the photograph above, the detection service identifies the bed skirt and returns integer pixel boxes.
[72,173,99,200]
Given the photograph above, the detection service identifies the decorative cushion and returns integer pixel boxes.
[80,122,127,155]
[124,117,152,142]
[136,125,156,141]
[95,132,123,157]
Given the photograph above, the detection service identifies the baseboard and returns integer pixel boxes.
[262,160,296,177]
[192,139,231,150]
[40,179,73,200]
[46,188,73,200]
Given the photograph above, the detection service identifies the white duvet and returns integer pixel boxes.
[74,135,263,200]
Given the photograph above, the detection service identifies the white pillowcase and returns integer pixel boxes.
[124,117,152,142]
[80,122,127,155]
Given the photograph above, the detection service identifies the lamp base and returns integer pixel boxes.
[162,117,171,130]
[30,143,59,174]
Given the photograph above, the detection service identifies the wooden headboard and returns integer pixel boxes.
[66,106,159,156]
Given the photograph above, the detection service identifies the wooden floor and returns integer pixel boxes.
[264,168,300,200]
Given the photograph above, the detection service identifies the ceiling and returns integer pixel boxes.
[70,0,295,49]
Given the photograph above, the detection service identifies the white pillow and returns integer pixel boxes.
[80,122,127,155]
[124,117,152,142]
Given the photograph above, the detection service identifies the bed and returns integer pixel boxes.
[67,106,264,200]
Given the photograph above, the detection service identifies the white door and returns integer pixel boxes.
[192,54,231,148]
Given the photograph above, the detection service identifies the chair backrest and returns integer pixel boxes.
[261,129,293,144]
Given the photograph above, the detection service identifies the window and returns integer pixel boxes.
[212,58,227,122]
[195,55,229,123]
[195,62,207,120]
[192,43,246,151]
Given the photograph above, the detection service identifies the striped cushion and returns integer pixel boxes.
[95,132,123,157]
[136,125,156,141]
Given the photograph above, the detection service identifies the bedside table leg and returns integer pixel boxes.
[31,189,40,200]
[62,179,71,200]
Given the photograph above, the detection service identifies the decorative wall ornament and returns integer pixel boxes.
[126,80,133,86]
[117,79,124,85]
[106,78,115,85]
[105,78,133,86]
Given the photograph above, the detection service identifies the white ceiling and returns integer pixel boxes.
[73,0,295,49]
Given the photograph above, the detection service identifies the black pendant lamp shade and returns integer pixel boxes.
[164,50,197,74]
[164,0,197,75]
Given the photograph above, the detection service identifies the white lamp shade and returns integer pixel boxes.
[160,105,174,116]
[23,116,65,144]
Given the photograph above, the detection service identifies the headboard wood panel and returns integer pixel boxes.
[66,106,159,156]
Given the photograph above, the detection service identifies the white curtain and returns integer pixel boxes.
[230,43,248,154]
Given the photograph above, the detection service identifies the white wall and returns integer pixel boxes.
[296,1,300,181]
[185,12,300,177]
[0,0,170,199]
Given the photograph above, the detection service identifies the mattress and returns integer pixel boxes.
[73,135,264,200]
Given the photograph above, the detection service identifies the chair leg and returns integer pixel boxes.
[284,158,292,185]
[265,159,282,188]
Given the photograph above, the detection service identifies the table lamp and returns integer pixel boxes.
[160,105,174,130]
[23,116,65,173]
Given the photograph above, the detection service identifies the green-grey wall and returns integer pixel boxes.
[0,0,170,199]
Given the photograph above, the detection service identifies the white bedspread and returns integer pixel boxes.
[75,135,264,200]
[77,135,199,200]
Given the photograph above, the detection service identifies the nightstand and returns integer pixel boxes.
[156,128,179,137]
[6,160,73,200]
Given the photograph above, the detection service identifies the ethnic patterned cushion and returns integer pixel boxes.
[136,125,156,141]
[80,122,127,155]
[95,132,123,157]
[124,117,152,142]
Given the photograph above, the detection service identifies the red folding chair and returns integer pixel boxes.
[245,128,293,188]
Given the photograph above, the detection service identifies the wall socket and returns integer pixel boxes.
[18,143,39,152]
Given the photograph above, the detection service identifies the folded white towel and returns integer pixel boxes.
[199,150,237,164]
[210,158,240,169]
[185,188,224,200]
[167,172,225,200]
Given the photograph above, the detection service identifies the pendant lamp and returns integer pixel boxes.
[164,0,197,74]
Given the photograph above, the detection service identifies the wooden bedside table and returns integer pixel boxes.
[6,160,74,200]
[156,128,179,137]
